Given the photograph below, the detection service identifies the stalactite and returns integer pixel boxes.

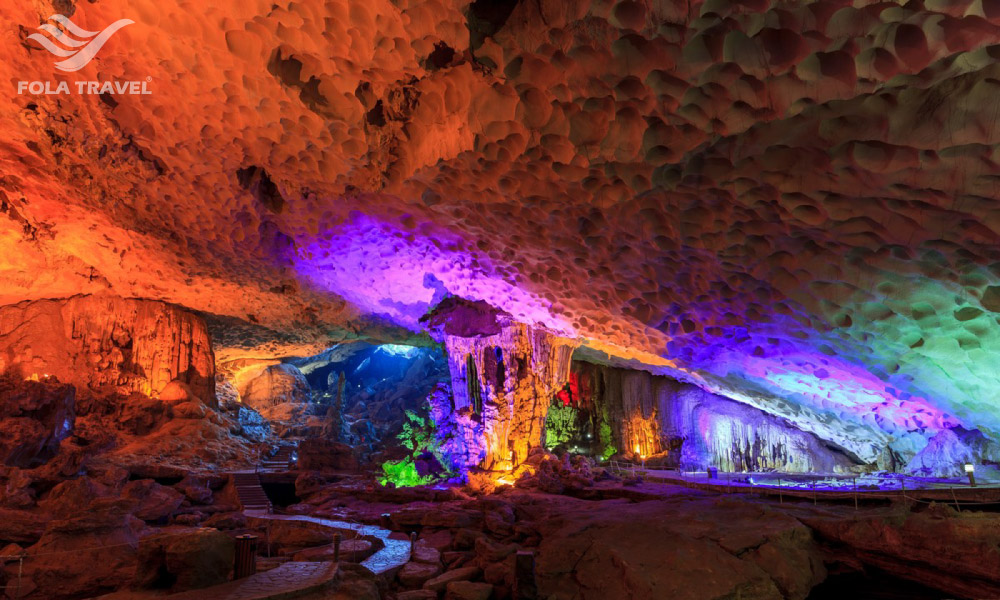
[441,318,578,471]
[571,361,859,473]
[0,294,216,406]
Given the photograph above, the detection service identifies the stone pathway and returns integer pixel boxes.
[165,562,337,599]
[248,513,410,576]
[175,452,407,600]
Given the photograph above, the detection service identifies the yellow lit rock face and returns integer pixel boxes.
[442,319,578,470]
[0,295,215,406]
[4,0,1000,456]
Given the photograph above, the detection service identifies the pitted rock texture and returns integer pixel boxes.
[0,295,215,406]
[3,0,1000,456]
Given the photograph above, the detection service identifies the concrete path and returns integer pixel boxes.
[247,513,410,576]
[164,562,337,600]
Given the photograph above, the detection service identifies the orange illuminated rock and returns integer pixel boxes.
[0,295,215,407]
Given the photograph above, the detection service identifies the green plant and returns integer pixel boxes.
[598,416,616,460]
[378,408,454,487]
[397,410,429,451]
[544,401,578,449]
[379,456,436,487]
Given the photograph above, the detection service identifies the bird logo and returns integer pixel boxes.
[27,14,133,73]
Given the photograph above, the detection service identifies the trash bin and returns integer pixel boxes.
[707,467,718,479]
[234,534,258,579]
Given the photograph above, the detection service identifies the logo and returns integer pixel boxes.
[27,14,133,72]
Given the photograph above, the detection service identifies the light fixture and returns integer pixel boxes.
[965,463,976,487]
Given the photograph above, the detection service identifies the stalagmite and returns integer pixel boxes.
[423,299,578,471]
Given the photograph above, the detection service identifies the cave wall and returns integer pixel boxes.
[0,295,216,407]
[562,362,859,473]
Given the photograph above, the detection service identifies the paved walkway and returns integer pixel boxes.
[163,449,408,600]
[247,513,410,576]
[165,562,337,599]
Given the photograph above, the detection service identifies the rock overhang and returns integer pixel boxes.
[3,0,1000,463]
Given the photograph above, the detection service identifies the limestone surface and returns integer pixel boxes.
[4,0,1000,464]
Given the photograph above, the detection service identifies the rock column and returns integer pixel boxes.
[443,320,577,471]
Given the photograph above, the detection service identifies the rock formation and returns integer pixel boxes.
[238,362,312,412]
[424,300,578,471]
[0,295,215,407]
[542,361,859,473]
[0,377,75,468]
[2,0,1000,476]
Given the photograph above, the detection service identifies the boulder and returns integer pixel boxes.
[10,498,143,598]
[0,378,75,467]
[446,581,494,600]
[0,543,24,560]
[202,511,247,530]
[399,561,443,587]
[235,405,270,441]
[483,561,512,586]
[239,364,311,411]
[420,529,453,551]
[136,527,234,591]
[0,508,47,544]
[397,591,439,600]
[412,542,442,565]
[172,401,208,420]
[86,463,130,489]
[116,395,169,435]
[173,513,204,526]
[159,380,198,404]
[297,439,358,471]
[1,469,37,509]
[38,476,111,518]
[424,566,482,592]
[174,475,213,504]
[474,537,517,563]
[122,479,185,522]
[266,520,333,551]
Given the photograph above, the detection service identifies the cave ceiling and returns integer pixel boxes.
[4,0,1000,456]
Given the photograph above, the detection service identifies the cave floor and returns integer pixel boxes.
[274,474,1000,600]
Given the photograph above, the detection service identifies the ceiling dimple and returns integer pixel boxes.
[4,0,1000,459]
